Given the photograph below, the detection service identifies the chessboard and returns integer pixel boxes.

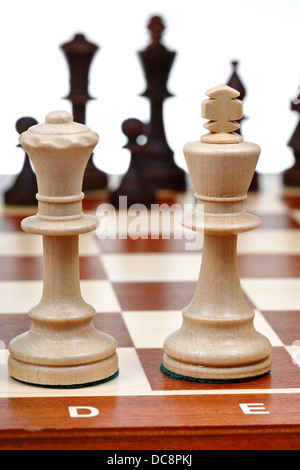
[0,173,300,451]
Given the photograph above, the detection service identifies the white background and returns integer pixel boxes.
[1,0,299,177]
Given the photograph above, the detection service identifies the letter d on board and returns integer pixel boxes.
[68,406,100,418]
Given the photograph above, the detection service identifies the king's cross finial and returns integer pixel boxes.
[201,84,243,143]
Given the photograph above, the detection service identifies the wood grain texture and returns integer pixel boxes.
[1,394,300,449]
[1,173,300,450]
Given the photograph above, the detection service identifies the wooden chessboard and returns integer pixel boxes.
[1,174,300,450]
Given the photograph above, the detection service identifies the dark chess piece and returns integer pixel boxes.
[283,87,300,186]
[4,117,38,205]
[60,33,108,191]
[137,16,186,192]
[109,118,157,208]
[227,60,258,191]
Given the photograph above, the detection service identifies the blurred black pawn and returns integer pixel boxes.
[109,118,157,208]
[4,117,38,205]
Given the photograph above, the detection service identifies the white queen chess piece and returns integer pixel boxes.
[8,111,118,387]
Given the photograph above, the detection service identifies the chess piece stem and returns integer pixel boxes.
[8,111,118,387]
[162,85,272,382]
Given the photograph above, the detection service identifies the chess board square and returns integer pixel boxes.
[0,314,31,346]
[79,257,107,280]
[80,280,121,312]
[246,191,288,214]
[283,196,300,209]
[0,281,42,313]
[254,310,283,347]
[0,232,99,257]
[0,215,24,231]
[94,313,134,347]
[0,348,152,398]
[113,282,196,311]
[0,257,43,280]
[238,229,300,254]
[101,253,201,282]
[241,278,300,310]
[262,311,300,346]
[96,236,192,253]
[257,213,300,229]
[137,347,300,392]
[0,233,42,256]
[238,254,300,278]
[0,256,107,281]
[122,310,182,348]
[0,280,120,313]
[79,233,102,255]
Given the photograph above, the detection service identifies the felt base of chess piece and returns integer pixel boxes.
[160,364,270,384]
[7,369,119,389]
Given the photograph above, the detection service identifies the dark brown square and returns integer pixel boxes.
[137,347,300,391]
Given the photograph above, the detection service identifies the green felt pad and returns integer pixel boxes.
[160,363,270,384]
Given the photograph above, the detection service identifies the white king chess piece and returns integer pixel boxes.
[162,85,272,382]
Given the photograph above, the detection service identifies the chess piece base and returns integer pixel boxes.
[162,353,271,382]
[162,304,272,382]
[8,351,118,388]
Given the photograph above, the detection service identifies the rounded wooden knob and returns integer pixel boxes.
[45,110,73,124]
